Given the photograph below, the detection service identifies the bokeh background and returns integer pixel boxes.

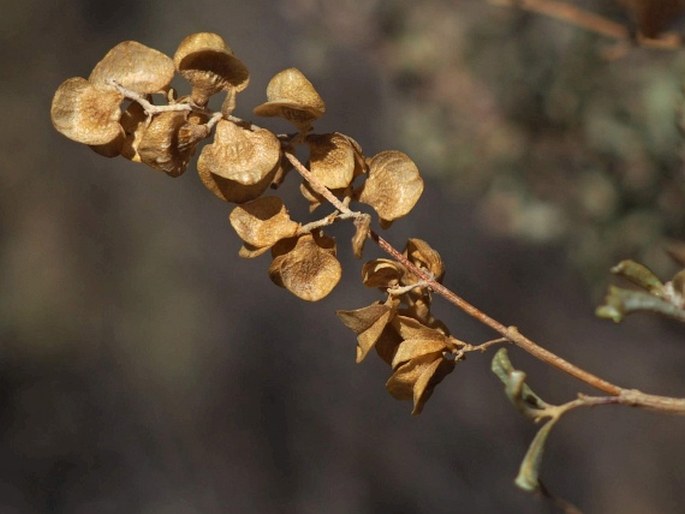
[3,0,685,512]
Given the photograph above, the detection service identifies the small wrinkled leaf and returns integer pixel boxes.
[269,233,341,301]
[515,418,559,492]
[491,348,548,415]
[337,302,395,362]
[611,260,665,296]
[89,40,175,94]
[596,285,685,323]
[229,196,299,248]
[197,119,281,185]
[362,259,405,288]
[51,77,123,145]
[253,67,325,128]
[359,150,424,225]
[307,132,357,189]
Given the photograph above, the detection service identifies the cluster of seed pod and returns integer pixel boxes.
[51,32,459,414]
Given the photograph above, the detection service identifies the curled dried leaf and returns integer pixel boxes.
[269,233,341,301]
[229,196,299,249]
[89,40,175,94]
[405,238,444,281]
[358,150,424,226]
[337,302,396,363]
[253,68,325,129]
[386,353,455,415]
[174,32,249,105]
[51,77,123,145]
[362,259,405,288]
[306,132,357,189]
[137,111,205,177]
[197,119,281,185]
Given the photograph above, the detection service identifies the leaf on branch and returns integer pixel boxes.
[491,348,549,417]
[610,260,665,296]
[596,285,685,323]
[515,417,560,492]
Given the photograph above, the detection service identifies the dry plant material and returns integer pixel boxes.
[253,67,326,130]
[51,32,685,510]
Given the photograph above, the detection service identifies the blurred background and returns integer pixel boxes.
[3,0,685,512]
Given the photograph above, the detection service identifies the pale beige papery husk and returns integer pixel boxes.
[386,353,455,415]
[351,214,371,259]
[229,196,299,248]
[253,68,325,128]
[137,111,207,177]
[89,41,175,94]
[337,302,396,363]
[197,119,281,185]
[51,77,123,145]
[307,132,356,189]
[361,258,405,288]
[174,32,249,104]
[269,233,341,302]
[120,101,149,162]
[405,238,444,281]
[391,315,448,342]
[197,161,279,204]
[358,150,424,226]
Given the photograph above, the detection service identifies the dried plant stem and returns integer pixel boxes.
[284,149,685,414]
[489,0,682,50]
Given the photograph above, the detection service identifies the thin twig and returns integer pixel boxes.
[489,0,682,50]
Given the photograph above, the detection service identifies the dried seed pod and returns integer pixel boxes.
[119,101,148,162]
[174,32,249,106]
[89,40,175,94]
[337,302,396,363]
[405,238,444,281]
[198,162,279,204]
[306,132,357,189]
[391,315,446,341]
[269,233,341,302]
[51,77,123,145]
[253,68,325,130]
[197,119,281,186]
[89,127,125,158]
[386,353,455,415]
[137,111,206,177]
[362,259,405,288]
[238,242,274,259]
[358,150,424,227]
[391,336,454,370]
[229,196,299,249]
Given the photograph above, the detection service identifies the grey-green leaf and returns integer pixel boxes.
[596,285,685,323]
[515,417,559,492]
[491,348,548,416]
[610,260,665,295]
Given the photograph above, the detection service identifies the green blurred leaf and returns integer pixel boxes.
[491,348,549,417]
[596,285,685,323]
[515,417,559,492]
[610,260,665,295]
